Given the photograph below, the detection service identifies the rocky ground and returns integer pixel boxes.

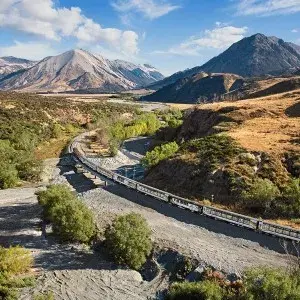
[0,140,294,299]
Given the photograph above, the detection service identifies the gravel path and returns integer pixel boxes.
[81,187,289,274]
[0,187,167,300]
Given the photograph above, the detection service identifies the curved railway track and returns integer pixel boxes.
[68,136,300,243]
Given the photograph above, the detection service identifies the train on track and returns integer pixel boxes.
[72,147,300,243]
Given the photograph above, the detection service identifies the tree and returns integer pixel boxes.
[105,213,152,270]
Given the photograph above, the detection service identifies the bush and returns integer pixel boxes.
[281,178,300,217]
[37,185,75,221]
[183,135,242,170]
[242,267,300,300]
[34,291,55,300]
[241,178,280,214]
[52,200,96,243]
[166,281,224,300]
[105,213,152,270]
[142,142,179,168]
[38,185,96,243]
[0,246,34,300]
[0,246,33,275]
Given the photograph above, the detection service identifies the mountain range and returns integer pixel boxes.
[148,33,300,91]
[0,57,36,80]
[0,33,300,97]
[143,34,300,103]
[0,49,164,92]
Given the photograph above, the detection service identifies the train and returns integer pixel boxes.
[72,147,300,243]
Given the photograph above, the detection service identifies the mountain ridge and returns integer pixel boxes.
[148,33,300,91]
[0,49,164,92]
[0,56,36,80]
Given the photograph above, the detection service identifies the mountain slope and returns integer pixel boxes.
[0,50,164,92]
[0,56,36,79]
[148,33,300,90]
[143,72,244,103]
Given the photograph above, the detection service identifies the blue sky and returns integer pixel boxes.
[0,0,300,75]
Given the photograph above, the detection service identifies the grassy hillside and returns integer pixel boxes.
[143,90,300,225]
[0,92,135,188]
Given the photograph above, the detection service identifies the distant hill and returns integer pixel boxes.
[0,56,36,79]
[142,72,244,103]
[0,49,164,92]
[148,33,300,91]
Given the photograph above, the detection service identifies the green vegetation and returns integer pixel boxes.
[0,91,135,189]
[37,185,96,243]
[33,291,55,300]
[241,178,280,214]
[0,246,35,300]
[183,135,243,171]
[158,109,183,128]
[166,266,300,300]
[110,112,161,141]
[167,280,223,300]
[104,213,152,270]
[142,141,179,168]
[242,267,300,300]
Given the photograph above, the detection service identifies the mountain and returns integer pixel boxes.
[0,56,36,79]
[142,72,244,103]
[0,49,164,92]
[148,33,300,90]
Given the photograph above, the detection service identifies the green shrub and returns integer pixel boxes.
[33,291,55,300]
[38,185,96,243]
[0,246,33,275]
[0,163,19,189]
[166,281,224,300]
[183,135,242,170]
[242,267,300,300]
[281,178,300,217]
[241,178,280,214]
[105,213,152,270]
[0,246,34,300]
[142,142,179,168]
[51,200,96,243]
[37,185,75,221]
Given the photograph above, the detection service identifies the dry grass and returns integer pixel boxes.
[196,89,300,157]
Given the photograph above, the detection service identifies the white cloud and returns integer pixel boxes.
[0,0,139,56]
[154,25,248,56]
[292,29,298,33]
[0,41,59,60]
[236,0,300,16]
[112,0,180,19]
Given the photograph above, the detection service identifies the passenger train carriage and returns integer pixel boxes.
[71,145,300,243]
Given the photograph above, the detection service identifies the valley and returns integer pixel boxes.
[0,27,300,300]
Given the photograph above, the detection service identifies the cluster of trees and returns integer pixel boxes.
[167,266,300,300]
[158,109,183,129]
[0,246,35,299]
[37,185,96,243]
[142,141,179,168]
[110,112,161,142]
